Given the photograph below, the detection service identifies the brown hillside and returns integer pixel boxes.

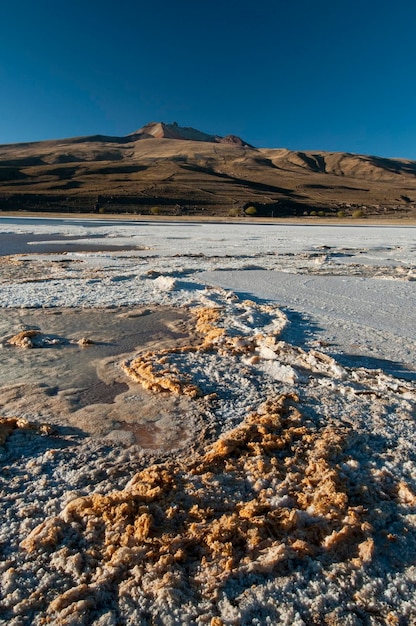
[0,123,415,218]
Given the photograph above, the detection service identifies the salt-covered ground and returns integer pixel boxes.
[0,217,415,625]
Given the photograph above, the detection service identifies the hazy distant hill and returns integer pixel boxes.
[0,122,415,218]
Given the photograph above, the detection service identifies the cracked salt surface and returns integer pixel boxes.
[0,218,416,625]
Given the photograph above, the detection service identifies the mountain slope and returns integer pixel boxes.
[0,123,415,218]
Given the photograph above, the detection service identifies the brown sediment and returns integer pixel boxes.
[0,416,54,445]
[122,346,202,398]
[0,417,19,444]
[119,421,163,449]
[117,420,191,450]
[21,394,375,620]
[7,329,42,348]
[8,329,95,349]
[76,379,129,407]
[193,306,226,345]
[77,337,95,346]
[397,481,416,506]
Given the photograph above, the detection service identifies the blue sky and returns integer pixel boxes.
[0,0,415,158]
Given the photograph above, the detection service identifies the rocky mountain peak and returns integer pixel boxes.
[131,122,253,147]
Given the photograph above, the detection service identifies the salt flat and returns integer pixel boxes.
[0,218,415,625]
[201,270,416,377]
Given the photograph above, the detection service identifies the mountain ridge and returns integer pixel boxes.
[0,122,415,218]
[0,121,253,149]
[130,121,253,147]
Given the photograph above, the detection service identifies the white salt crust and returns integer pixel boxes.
[0,219,415,625]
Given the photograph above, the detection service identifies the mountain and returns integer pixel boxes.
[130,122,253,147]
[0,123,415,218]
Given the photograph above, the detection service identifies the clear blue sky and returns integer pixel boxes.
[1,0,415,158]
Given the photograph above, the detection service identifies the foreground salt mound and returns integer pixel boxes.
[20,394,379,623]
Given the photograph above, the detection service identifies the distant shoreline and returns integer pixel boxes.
[1,210,416,227]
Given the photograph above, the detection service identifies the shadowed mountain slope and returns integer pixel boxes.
[0,123,415,217]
